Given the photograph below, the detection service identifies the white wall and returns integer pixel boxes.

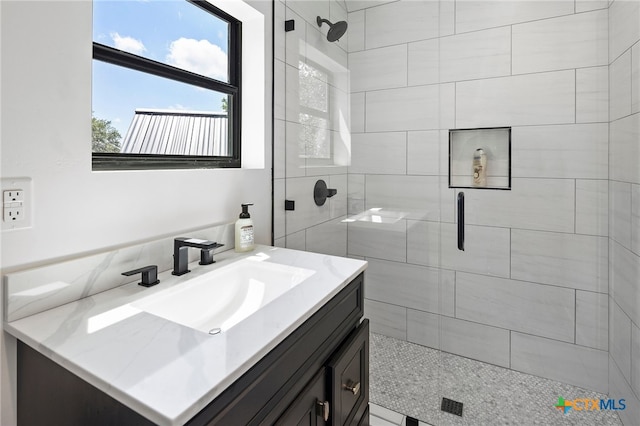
[0,1,273,423]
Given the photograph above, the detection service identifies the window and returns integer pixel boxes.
[92,0,241,170]
[298,61,332,164]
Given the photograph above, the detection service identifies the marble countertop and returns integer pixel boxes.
[5,246,367,425]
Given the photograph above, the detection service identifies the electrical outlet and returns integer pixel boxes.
[4,206,24,222]
[4,190,24,203]
[2,177,32,230]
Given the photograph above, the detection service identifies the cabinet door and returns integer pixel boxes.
[275,368,328,426]
[327,319,369,426]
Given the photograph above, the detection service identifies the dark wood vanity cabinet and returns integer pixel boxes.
[273,319,369,426]
[17,273,369,426]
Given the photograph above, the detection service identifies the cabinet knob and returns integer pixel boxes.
[343,380,360,395]
[316,399,330,421]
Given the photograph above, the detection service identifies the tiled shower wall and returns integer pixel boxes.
[348,0,611,394]
[608,0,640,424]
[273,0,351,255]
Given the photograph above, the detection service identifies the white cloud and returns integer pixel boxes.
[166,38,227,81]
[111,32,146,55]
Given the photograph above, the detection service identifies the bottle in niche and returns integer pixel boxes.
[472,148,487,187]
[235,203,255,252]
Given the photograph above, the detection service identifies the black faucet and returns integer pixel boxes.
[172,238,224,276]
[122,265,160,287]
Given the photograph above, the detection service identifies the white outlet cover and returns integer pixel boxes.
[1,177,32,231]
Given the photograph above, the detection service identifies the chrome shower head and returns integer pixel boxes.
[316,16,348,42]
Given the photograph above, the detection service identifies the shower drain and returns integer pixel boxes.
[441,397,464,416]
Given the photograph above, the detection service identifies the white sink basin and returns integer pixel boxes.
[132,259,315,334]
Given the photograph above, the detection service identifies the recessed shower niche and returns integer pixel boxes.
[448,127,511,190]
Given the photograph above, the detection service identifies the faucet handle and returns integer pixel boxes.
[200,243,225,265]
[122,265,160,287]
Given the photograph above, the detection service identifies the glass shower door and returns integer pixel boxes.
[276,0,351,256]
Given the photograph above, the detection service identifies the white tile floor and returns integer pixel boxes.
[370,333,622,426]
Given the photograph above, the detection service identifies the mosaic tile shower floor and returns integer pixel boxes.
[370,333,623,426]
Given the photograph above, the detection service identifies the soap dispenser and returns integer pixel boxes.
[235,203,255,252]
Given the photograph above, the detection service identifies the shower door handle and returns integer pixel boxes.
[457,192,464,251]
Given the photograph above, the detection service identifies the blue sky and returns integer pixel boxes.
[92,0,229,137]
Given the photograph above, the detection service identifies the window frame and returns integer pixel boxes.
[91,0,242,171]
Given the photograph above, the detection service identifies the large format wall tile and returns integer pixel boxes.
[350,45,407,92]
[350,93,365,133]
[576,179,609,237]
[633,43,640,114]
[610,50,632,121]
[285,176,333,234]
[285,7,306,69]
[366,84,455,132]
[512,124,608,179]
[364,299,407,340]
[350,132,407,174]
[609,0,640,62]
[610,180,632,249]
[633,184,640,255]
[576,0,609,13]
[576,291,608,351]
[274,119,285,179]
[511,332,608,393]
[305,217,347,257]
[274,178,286,240]
[406,220,441,267]
[287,1,329,35]
[330,0,348,51]
[511,230,608,293]
[439,223,510,278]
[407,310,511,368]
[610,240,640,326]
[576,66,609,123]
[365,258,455,316]
[347,219,407,262]
[456,272,576,343]
[512,9,608,74]
[456,0,575,34]
[408,27,511,86]
[365,175,449,221]
[632,321,640,398]
[609,356,640,425]
[347,10,364,52]
[286,229,306,251]
[407,131,442,176]
[462,178,575,233]
[306,22,348,70]
[329,174,348,218]
[610,112,640,186]
[456,71,575,128]
[347,174,365,215]
[365,0,441,49]
[274,60,286,121]
[610,298,632,382]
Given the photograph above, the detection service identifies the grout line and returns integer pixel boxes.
[575,179,578,234]
[453,271,457,318]
[509,330,512,369]
[510,25,513,76]
[575,69,578,124]
[574,289,577,344]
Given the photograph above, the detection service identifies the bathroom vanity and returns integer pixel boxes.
[5,246,368,425]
